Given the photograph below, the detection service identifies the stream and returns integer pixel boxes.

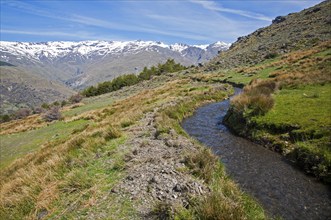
[182,88,331,219]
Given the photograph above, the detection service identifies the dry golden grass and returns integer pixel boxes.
[0,114,46,135]
[231,40,331,117]
[0,76,229,219]
[232,79,276,115]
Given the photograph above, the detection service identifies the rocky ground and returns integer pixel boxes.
[116,109,207,217]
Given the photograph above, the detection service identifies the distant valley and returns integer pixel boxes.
[0,40,230,114]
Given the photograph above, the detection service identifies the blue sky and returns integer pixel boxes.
[0,0,323,45]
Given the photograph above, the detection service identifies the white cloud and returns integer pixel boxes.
[0,29,125,41]
[190,0,272,21]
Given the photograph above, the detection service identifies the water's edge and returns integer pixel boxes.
[182,88,331,219]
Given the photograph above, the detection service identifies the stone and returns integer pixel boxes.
[173,184,182,192]
[37,209,48,220]
[272,16,286,24]
[126,175,134,181]
[150,176,159,184]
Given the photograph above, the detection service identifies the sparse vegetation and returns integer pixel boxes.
[0,73,263,219]
[82,59,187,97]
[69,93,83,104]
[42,106,62,122]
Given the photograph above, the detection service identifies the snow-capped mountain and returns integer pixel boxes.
[0,40,230,89]
[0,40,229,61]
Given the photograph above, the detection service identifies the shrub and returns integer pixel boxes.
[33,107,44,114]
[41,103,50,110]
[69,94,83,104]
[232,79,276,116]
[0,114,11,123]
[42,106,62,122]
[61,100,68,107]
[52,101,60,106]
[264,52,278,59]
[15,108,31,119]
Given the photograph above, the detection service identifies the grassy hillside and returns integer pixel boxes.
[0,72,266,219]
[221,40,331,182]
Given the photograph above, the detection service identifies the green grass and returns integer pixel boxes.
[220,66,277,85]
[250,83,331,181]
[252,84,331,138]
[63,94,115,117]
[313,47,331,57]
[47,136,139,219]
[0,119,89,168]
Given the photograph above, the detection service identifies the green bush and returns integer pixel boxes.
[82,59,187,97]
[0,114,11,123]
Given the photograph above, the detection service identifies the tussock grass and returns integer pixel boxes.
[0,72,262,219]
[183,147,266,220]
[224,41,331,182]
[185,148,219,184]
[0,114,46,135]
[232,79,276,116]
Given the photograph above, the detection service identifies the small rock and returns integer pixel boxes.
[126,175,134,181]
[150,176,159,184]
[110,188,118,193]
[173,184,182,192]
[37,209,48,220]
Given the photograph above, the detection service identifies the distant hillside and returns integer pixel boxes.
[205,0,331,71]
[0,66,74,114]
[0,40,230,89]
[0,61,15,66]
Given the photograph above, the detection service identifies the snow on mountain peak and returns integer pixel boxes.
[210,41,231,48]
[0,40,230,61]
[169,43,189,52]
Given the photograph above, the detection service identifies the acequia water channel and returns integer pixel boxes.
[182,88,330,219]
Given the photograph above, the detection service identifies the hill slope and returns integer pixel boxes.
[205,0,331,70]
[0,66,75,114]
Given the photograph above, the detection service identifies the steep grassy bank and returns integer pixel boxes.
[222,41,331,183]
[0,73,266,219]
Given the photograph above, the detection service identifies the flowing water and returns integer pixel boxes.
[182,88,331,219]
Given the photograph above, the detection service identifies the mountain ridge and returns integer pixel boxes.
[0,40,230,62]
[205,0,331,71]
[0,40,230,90]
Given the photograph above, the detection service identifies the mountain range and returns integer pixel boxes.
[0,40,229,114]
[0,40,229,88]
